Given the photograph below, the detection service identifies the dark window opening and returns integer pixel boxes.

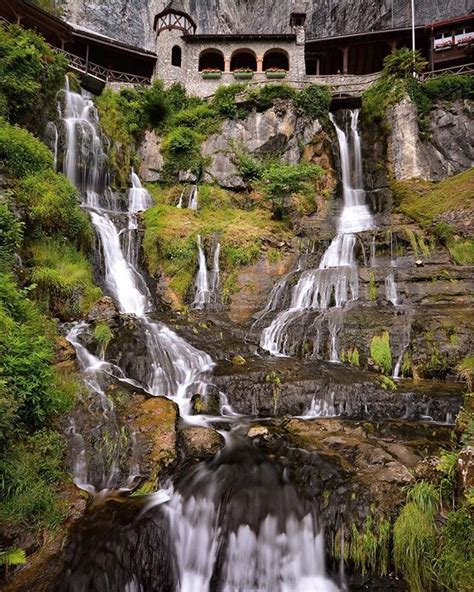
[199,49,225,71]
[230,50,257,71]
[172,45,182,67]
[263,49,289,71]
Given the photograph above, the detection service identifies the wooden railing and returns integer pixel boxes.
[0,17,151,86]
[54,48,152,85]
[419,62,474,81]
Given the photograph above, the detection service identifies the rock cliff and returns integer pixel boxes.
[61,0,472,49]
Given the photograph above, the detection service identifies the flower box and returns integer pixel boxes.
[202,70,222,79]
[233,71,254,79]
[265,70,287,79]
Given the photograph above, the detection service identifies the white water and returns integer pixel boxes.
[60,80,214,422]
[188,185,198,210]
[385,272,399,306]
[192,236,221,309]
[261,110,374,357]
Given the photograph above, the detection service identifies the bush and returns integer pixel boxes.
[382,48,427,78]
[433,221,454,245]
[169,104,220,136]
[93,321,113,356]
[252,84,297,110]
[0,120,53,178]
[212,84,247,119]
[370,330,392,375]
[0,273,74,431]
[15,169,92,248]
[0,201,22,270]
[0,429,68,529]
[260,162,322,218]
[424,74,474,102]
[435,510,474,592]
[449,238,474,266]
[0,24,68,128]
[161,126,204,179]
[29,240,101,319]
[296,84,331,119]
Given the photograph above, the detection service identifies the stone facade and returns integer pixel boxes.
[153,2,307,97]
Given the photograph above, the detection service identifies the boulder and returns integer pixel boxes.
[87,296,120,324]
[181,426,225,458]
[138,130,163,182]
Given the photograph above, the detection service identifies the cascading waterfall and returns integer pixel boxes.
[260,109,374,357]
[188,184,198,210]
[193,236,221,309]
[56,79,214,488]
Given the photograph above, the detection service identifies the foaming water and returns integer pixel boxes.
[260,109,374,357]
[193,235,221,310]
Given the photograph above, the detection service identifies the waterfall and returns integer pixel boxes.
[193,236,221,310]
[385,272,399,306]
[260,109,374,357]
[177,187,185,208]
[188,185,198,210]
[56,79,214,490]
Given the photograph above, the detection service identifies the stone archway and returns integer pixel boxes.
[198,48,225,71]
[230,48,257,71]
[263,48,289,71]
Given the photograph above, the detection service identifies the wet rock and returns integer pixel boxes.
[181,426,225,459]
[247,426,269,439]
[231,355,246,365]
[86,296,119,324]
[129,396,178,482]
[54,336,76,364]
[138,129,163,182]
[458,445,474,495]
[190,392,221,416]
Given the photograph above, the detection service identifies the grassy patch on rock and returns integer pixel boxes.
[143,184,290,302]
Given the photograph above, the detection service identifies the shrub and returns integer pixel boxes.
[435,510,474,592]
[15,169,92,248]
[169,104,221,136]
[370,330,392,375]
[29,240,101,319]
[253,84,297,110]
[433,221,454,245]
[212,84,247,118]
[0,273,73,431]
[0,201,22,270]
[449,238,474,266]
[0,429,68,529]
[161,126,204,179]
[0,24,68,128]
[424,74,474,102]
[260,162,322,218]
[382,48,427,78]
[296,84,331,119]
[456,356,474,390]
[0,120,53,178]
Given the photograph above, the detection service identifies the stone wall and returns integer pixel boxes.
[155,33,306,96]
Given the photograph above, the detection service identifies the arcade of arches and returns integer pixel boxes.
[198,48,290,72]
[306,40,395,75]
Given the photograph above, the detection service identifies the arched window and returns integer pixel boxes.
[263,49,289,71]
[230,49,257,71]
[199,48,225,71]
[171,45,182,67]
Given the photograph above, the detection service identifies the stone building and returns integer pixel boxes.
[154,0,308,96]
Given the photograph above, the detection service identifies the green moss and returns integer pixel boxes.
[29,240,101,319]
[368,272,377,301]
[370,331,392,375]
[378,375,397,391]
[449,238,474,266]
[393,169,474,227]
[93,322,113,357]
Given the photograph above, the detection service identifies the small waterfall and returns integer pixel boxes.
[260,109,373,357]
[393,314,412,379]
[192,236,221,310]
[177,187,185,208]
[188,185,198,210]
[129,169,152,213]
[385,272,399,306]
[193,235,210,309]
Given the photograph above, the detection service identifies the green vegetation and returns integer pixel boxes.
[93,322,113,357]
[456,356,474,390]
[29,241,101,320]
[295,83,332,120]
[346,516,391,577]
[0,120,53,178]
[0,23,68,129]
[394,482,438,592]
[368,271,377,301]
[362,48,473,130]
[143,184,290,301]
[370,330,392,375]
[393,169,474,266]
[161,127,206,180]
[0,200,23,270]
[340,346,360,367]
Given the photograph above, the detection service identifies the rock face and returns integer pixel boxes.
[202,103,326,188]
[61,0,472,50]
[387,98,474,181]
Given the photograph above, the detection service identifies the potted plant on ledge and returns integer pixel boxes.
[202,68,223,79]
[265,67,287,79]
[233,68,254,79]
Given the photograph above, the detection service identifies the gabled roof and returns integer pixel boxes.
[154,0,197,31]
